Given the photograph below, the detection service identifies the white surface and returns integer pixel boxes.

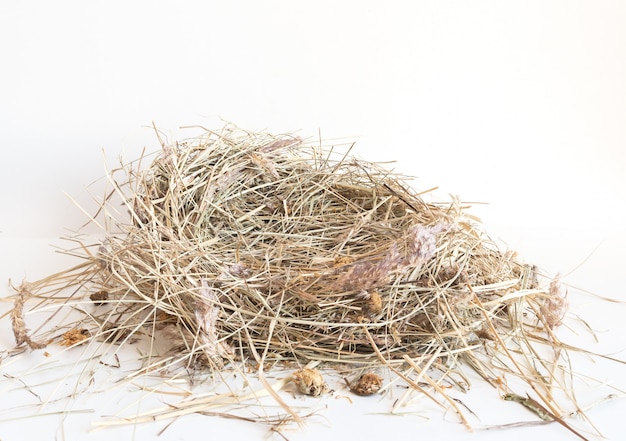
[1,1,625,440]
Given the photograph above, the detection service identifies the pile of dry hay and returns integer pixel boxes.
[11,125,590,435]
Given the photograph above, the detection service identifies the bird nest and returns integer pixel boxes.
[11,125,592,436]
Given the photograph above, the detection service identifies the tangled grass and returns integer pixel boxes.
[9,124,605,439]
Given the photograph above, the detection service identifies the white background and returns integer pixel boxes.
[1,1,624,440]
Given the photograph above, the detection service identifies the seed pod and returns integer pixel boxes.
[292,368,328,396]
[89,290,109,305]
[365,291,383,315]
[346,372,383,396]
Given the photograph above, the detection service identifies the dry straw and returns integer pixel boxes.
[7,124,617,439]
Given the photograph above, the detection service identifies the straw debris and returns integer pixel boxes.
[7,124,614,438]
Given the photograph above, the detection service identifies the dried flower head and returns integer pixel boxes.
[61,328,91,347]
[540,274,568,329]
[11,282,47,350]
[346,372,383,396]
[332,223,446,292]
[292,368,328,396]
[195,279,233,367]
[406,223,445,266]
[228,263,252,278]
